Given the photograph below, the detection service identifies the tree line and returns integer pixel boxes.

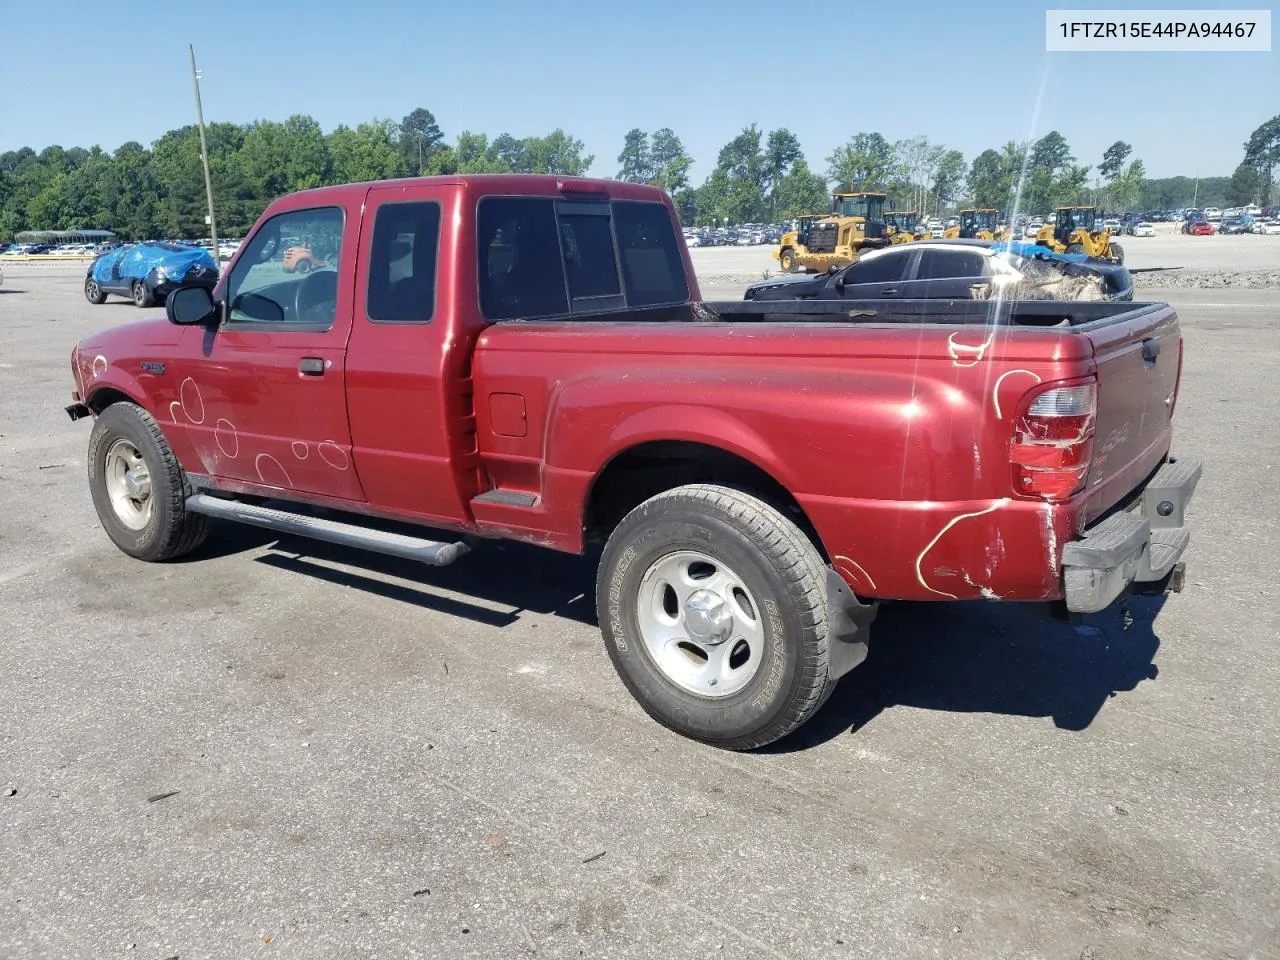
[1,107,1275,241]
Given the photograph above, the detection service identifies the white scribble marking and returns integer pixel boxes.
[214,419,239,458]
[833,555,877,592]
[1045,503,1060,576]
[179,378,205,424]
[947,331,995,368]
[168,401,183,423]
[254,453,292,488]
[992,369,1043,420]
[291,441,310,460]
[914,499,1010,599]
[317,441,349,470]
[91,355,108,378]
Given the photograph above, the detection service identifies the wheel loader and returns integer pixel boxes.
[773,192,889,273]
[884,211,925,244]
[1033,206,1124,263]
[943,208,1008,240]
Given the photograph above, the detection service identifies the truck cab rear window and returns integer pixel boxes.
[366,201,441,324]
[477,196,686,321]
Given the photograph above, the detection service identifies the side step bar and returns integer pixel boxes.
[185,494,471,567]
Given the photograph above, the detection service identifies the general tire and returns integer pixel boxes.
[87,402,210,562]
[597,484,831,750]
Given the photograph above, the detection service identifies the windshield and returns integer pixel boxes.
[835,195,885,221]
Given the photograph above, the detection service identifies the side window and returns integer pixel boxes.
[847,250,908,285]
[916,249,988,281]
[227,206,344,326]
[613,201,689,306]
[477,198,568,321]
[366,201,441,323]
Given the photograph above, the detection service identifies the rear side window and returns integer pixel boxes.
[366,201,441,323]
[477,196,687,321]
[846,250,909,285]
[916,249,989,281]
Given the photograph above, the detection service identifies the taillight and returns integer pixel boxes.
[1010,379,1097,500]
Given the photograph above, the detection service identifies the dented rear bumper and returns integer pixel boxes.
[1061,457,1201,613]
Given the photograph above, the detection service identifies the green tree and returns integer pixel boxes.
[398,107,445,175]
[762,128,802,216]
[1225,162,1261,206]
[825,132,896,192]
[1099,140,1132,180]
[772,158,829,218]
[930,149,966,212]
[649,128,692,196]
[1242,114,1279,204]
[966,149,1010,209]
[328,120,407,184]
[616,128,652,182]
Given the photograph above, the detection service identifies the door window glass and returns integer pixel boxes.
[845,249,909,285]
[915,249,989,280]
[227,206,344,326]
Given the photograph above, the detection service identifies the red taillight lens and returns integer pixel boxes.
[1010,380,1096,501]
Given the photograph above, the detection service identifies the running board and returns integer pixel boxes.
[185,494,471,566]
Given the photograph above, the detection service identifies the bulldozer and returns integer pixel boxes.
[884,211,925,244]
[943,208,1008,241]
[774,192,889,273]
[1034,206,1124,262]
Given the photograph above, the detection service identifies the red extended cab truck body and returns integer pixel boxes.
[66,175,1199,749]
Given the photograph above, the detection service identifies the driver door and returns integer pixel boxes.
[166,197,367,502]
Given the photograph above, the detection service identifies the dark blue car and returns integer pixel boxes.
[85,242,219,308]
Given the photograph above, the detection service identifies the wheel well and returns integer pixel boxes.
[86,388,137,414]
[583,440,828,559]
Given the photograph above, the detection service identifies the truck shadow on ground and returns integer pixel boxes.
[197,520,1164,749]
[771,595,1165,752]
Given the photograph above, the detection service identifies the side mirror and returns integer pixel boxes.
[827,264,840,275]
[167,286,218,326]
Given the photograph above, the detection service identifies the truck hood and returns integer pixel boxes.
[75,316,184,357]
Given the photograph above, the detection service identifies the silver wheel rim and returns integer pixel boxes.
[134,283,145,304]
[636,550,765,698]
[86,279,99,299]
[103,438,153,530]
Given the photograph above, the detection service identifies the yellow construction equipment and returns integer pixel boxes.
[1034,206,1124,262]
[773,192,889,273]
[884,211,925,244]
[943,208,1006,240]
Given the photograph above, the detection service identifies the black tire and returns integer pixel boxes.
[84,276,107,304]
[87,402,210,562]
[132,280,155,308]
[1066,243,1086,255]
[1109,242,1125,264]
[779,248,797,273]
[294,258,312,275]
[597,484,831,750]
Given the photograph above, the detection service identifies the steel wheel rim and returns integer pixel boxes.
[103,438,153,530]
[636,550,765,698]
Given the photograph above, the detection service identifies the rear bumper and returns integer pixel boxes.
[1062,457,1201,613]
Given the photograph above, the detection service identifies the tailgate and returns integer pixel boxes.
[1082,304,1182,523]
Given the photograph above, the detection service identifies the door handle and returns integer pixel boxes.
[299,357,326,376]
[879,288,898,297]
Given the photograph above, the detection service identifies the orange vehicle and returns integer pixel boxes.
[282,244,325,274]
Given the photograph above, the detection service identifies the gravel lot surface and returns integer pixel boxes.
[1,261,1278,959]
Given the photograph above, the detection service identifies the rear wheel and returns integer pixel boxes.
[1066,243,1085,255]
[87,402,210,561]
[84,276,107,304]
[779,248,797,273]
[132,280,155,308]
[597,484,832,750]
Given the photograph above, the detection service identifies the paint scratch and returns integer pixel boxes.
[833,555,877,592]
[915,500,1009,599]
[992,369,1042,420]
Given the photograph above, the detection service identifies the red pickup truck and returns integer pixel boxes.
[65,174,1199,749]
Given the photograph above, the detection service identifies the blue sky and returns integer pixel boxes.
[1,0,1274,181]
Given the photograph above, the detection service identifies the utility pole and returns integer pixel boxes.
[189,44,218,258]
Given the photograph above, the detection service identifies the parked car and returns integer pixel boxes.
[1217,218,1250,235]
[1202,207,1222,221]
[1184,220,1216,236]
[1127,222,1155,237]
[1252,219,1280,235]
[744,240,1133,303]
[64,174,1197,750]
[84,242,219,307]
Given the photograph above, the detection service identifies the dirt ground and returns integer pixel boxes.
[1,260,1278,959]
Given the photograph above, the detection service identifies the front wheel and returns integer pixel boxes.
[597,484,832,750]
[84,276,107,304]
[1066,243,1085,255]
[87,402,210,561]
[1108,242,1125,264]
[779,248,797,273]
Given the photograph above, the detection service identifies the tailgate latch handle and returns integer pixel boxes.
[1141,338,1160,364]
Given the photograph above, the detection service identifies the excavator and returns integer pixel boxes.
[943,208,1009,241]
[884,211,925,244]
[1034,205,1124,263]
[774,191,889,273]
